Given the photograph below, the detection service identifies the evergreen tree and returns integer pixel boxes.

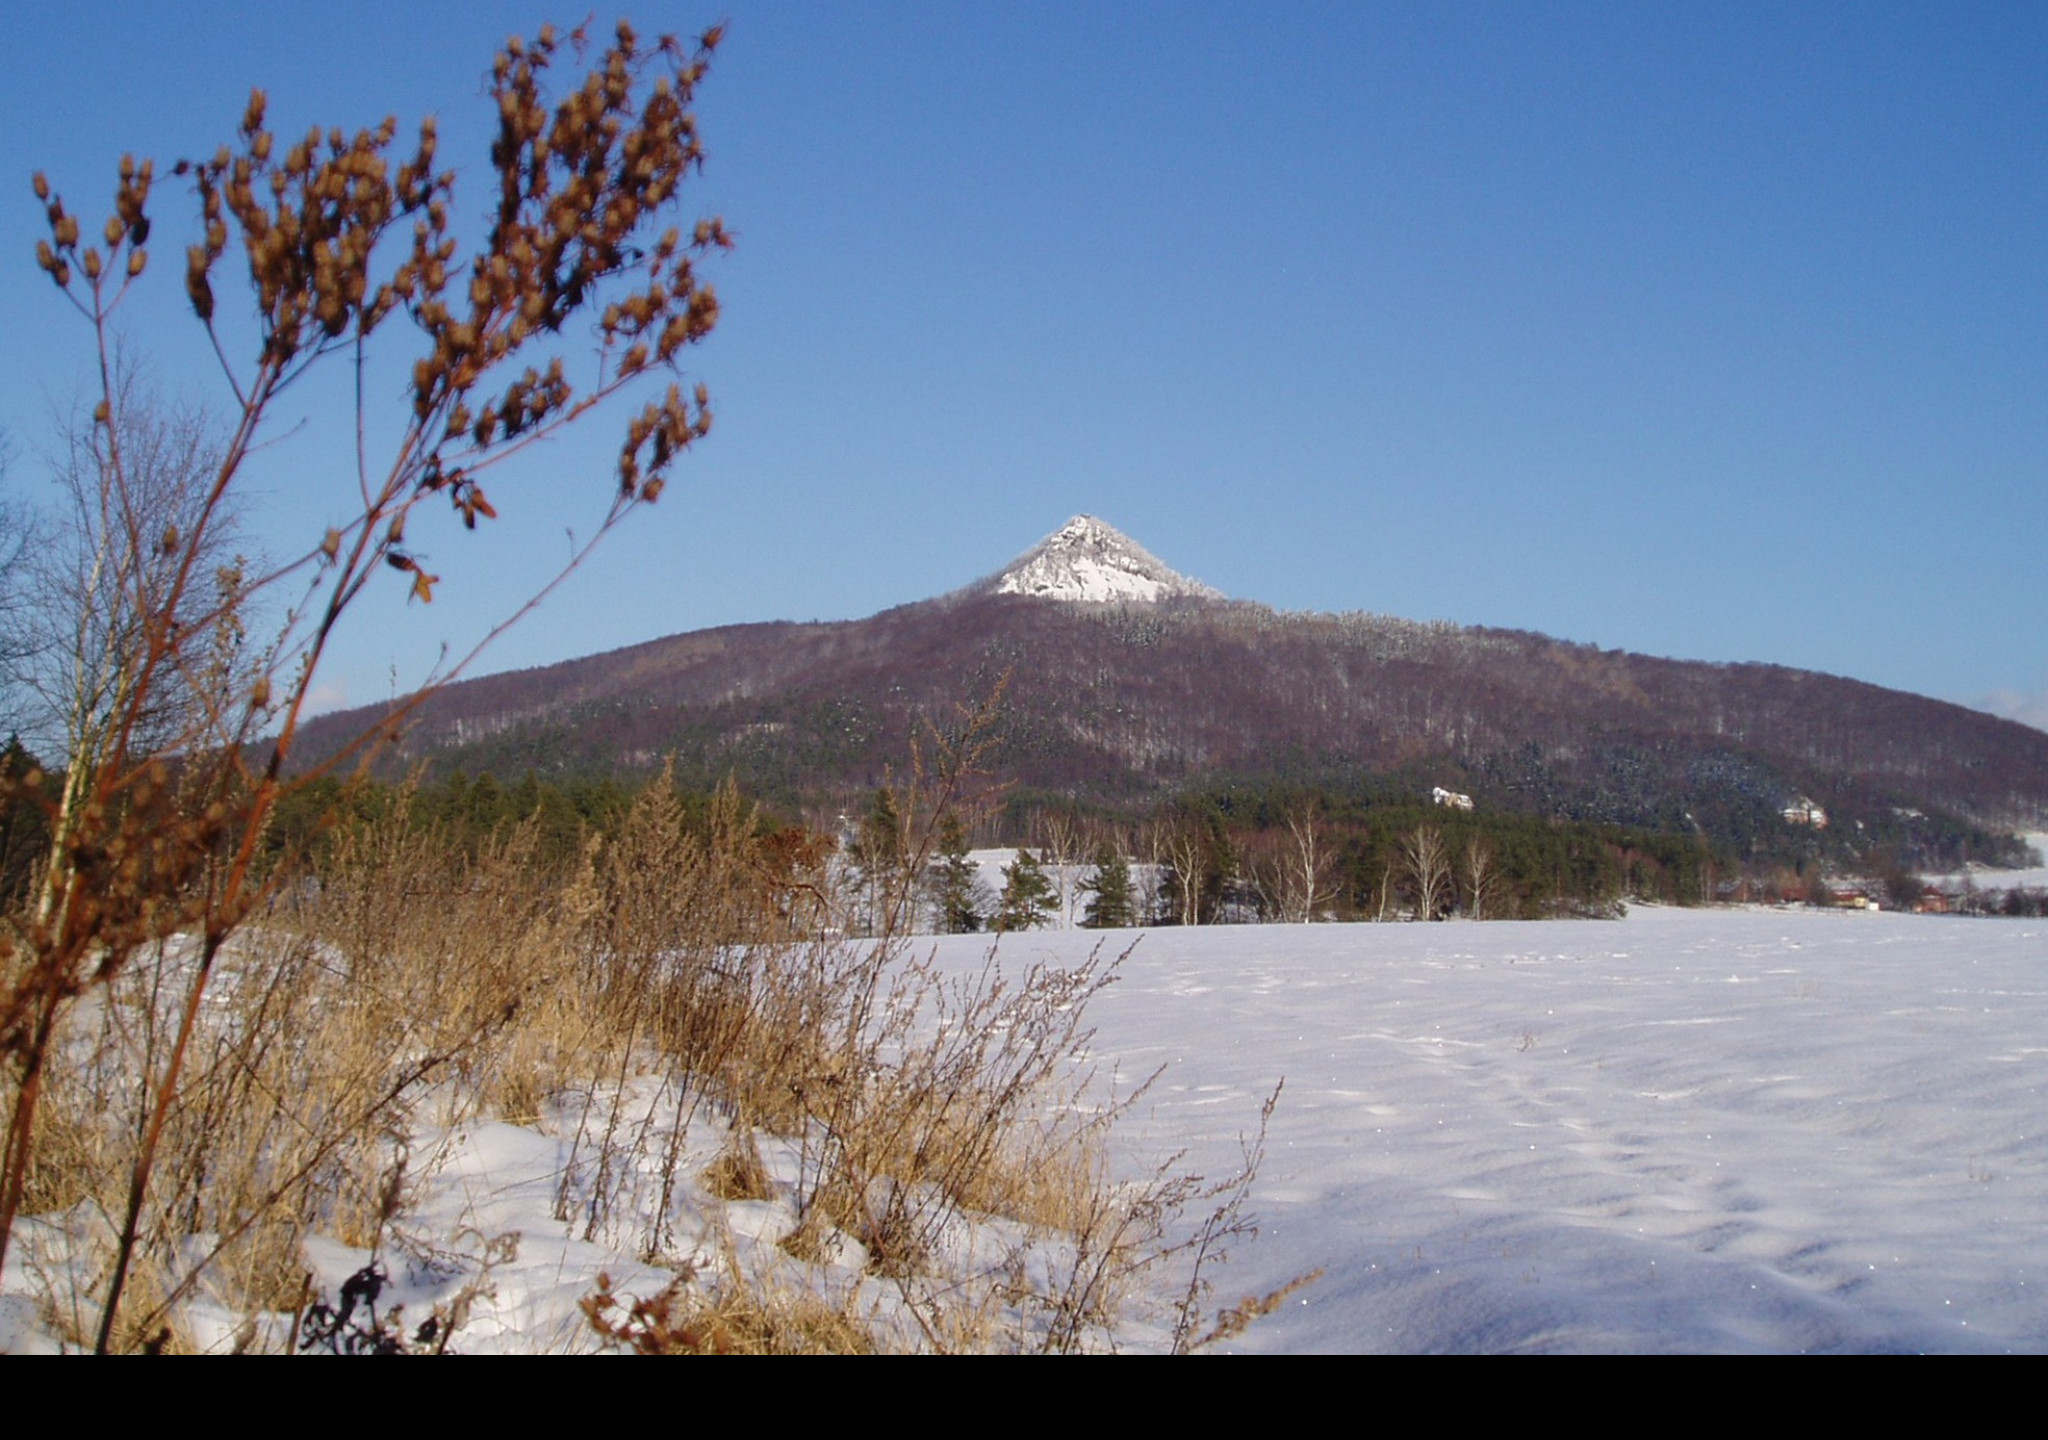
[926,812,985,934]
[850,785,907,935]
[994,847,1057,933]
[1080,839,1135,929]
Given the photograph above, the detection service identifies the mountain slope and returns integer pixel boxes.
[294,522,2048,846]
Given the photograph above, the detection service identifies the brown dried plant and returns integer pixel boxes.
[1,18,728,1350]
[583,1269,875,1356]
[6,742,1284,1351]
[18,796,568,1351]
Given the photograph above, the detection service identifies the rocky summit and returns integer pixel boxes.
[983,515,1222,604]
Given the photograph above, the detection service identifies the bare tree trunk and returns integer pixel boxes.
[1285,802,1334,923]
[1242,828,1282,922]
[1163,821,1206,927]
[1136,820,1167,923]
[1036,807,1082,929]
[1402,825,1451,921]
[1464,833,1495,921]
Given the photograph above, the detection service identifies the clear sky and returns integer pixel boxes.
[3,2,2044,727]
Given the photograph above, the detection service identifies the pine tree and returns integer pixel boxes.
[926,812,985,934]
[851,786,906,934]
[994,847,1057,933]
[1080,840,1135,929]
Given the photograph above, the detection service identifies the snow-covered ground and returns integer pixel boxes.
[7,904,2041,1352]
[926,904,2048,1352]
[1925,831,2048,894]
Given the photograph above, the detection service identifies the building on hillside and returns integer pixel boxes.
[1781,797,1828,828]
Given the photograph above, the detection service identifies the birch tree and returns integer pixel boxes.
[1281,801,1336,922]
[1464,832,1497,921]
[1401,824,1452,921]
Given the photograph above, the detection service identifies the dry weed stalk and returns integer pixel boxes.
[0,14,1301,1346]
[12,789,569,1347]
[6,656,1291,1352]
[584,1268,875,1356]
[529,696,1281,1351]
[1,19,728,1348]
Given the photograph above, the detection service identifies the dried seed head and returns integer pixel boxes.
[185,247,214,321]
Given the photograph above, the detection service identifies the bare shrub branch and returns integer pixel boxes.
[2,19,727,1348]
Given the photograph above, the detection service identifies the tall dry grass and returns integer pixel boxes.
[8,787,569,1349]
[2,772,1280,1352]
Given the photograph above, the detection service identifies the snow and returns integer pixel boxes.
[922,905,2048,1352]
[9,904,2044,1351]
[961,848,1130,929]
[1925,831,2048,894]
[990,515,1221,604]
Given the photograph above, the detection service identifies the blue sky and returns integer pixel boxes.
[3,2,2044,727]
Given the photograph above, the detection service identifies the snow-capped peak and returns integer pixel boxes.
[988,515,1221,604]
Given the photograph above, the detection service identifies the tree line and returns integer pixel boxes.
[285,588,2048,856]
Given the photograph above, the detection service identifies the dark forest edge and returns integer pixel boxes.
[9,734,2033,926]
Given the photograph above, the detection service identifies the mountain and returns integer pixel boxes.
[975,515,1221,604]
[294,518,2048,855]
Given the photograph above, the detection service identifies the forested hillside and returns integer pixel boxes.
[291,590,2048,873]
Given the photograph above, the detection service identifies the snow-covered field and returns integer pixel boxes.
[1926,831,2048,895]
[927,905,2047,1352]
[6,904,2040,1352]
